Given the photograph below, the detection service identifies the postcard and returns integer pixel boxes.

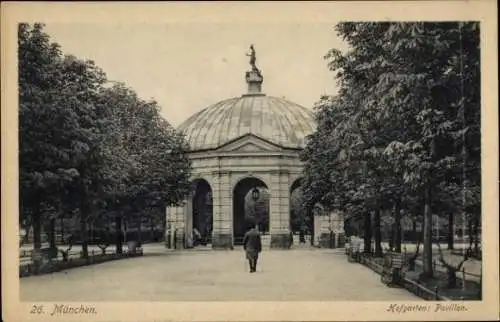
[2,1,498,321]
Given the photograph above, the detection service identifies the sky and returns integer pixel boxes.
[43,23,346,127]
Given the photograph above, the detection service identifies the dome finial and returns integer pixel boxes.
[246,44,258,71]
[245,44,263,94]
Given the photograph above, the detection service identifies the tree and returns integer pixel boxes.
[19,23,61,250]
[19,23,105,253]
[375,22,480,277]
[19,24,192,259]
[302,22,480,280]
[95,83,191,252]
[56,54,108,258]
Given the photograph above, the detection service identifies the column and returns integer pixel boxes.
[211,172,222,245]
[270,170,292,249]
[212,171,233,249]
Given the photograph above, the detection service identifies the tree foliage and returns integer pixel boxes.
[19,23,192,254]
[301,22,480,277]
[290,187,310,231]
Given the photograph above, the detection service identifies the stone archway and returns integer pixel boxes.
[290,177,313,245]
[290,178,306,233]
[190,179,213,247]
[232,177,269,245]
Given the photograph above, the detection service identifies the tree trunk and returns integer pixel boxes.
[138,215,143,244]
[394,201,402,252]
[363,212,372,253]
[123,218,128,243]
[412,219,417,243]
[408,230,423,271]
[446,268,458,288]
[467,217,473,250]
[447,212,454,250]
[115,215,123,254]
[49,218,56,248]
[32,212,42,250]
[60,217,64,244]
[388,224,394,250]
[473,214,480,254]
[422,186,434,278]
[79,211,89,259]
[374,209,382,257]
[150,217,155,241]
[308,208,314,246]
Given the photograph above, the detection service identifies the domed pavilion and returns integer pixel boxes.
[165,46,343,249]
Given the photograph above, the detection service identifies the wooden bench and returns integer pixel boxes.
[381,251,404,286]
[347,244,361,262]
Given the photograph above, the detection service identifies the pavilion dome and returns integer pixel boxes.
[178,94,315,151]
[178,52,316,152]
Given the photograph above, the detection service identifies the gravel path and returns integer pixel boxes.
[21,247,420,301]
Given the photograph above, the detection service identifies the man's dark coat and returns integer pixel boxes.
[243,228,262,259]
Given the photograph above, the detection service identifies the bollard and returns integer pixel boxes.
[462,267,467,291]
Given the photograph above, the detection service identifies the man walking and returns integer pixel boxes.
[243,224,262,273]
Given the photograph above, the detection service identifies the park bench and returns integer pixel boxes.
[380,251,404,286]
[347,244,361,262]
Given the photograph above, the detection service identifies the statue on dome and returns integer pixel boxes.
[246,44,258,71]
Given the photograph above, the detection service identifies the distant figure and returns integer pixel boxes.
[243,224,262,273]
[193,227,201,240]
[193,227,207,246]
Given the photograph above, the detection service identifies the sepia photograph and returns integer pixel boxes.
[2,1,498,321]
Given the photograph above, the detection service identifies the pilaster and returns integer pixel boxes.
[269,169,292,248]
[212,170,233,249]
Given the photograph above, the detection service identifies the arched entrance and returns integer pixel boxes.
[290,178,304,233]
[290,178,313,245]
[233,177,269,245]
[191,179,213,246]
